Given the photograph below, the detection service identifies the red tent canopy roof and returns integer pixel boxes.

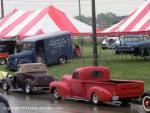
[0,6,96,39]
[101,0,150,36]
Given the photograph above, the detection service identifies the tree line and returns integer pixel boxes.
[75,12,127,29]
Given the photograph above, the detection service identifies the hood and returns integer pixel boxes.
[8,50,34,59]
[24,72,55,81]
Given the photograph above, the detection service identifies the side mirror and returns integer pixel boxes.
[0,95,11,113]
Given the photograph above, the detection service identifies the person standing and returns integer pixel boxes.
[73,44,81,57]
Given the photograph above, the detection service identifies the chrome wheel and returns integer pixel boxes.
[53,88,61,99]
[143,96,150,112]
[2,81,9,91]
[92,93,99,105]
[59,56,66,64]
[25,82,32,94]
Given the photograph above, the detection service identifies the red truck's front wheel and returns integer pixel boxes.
[53,88,61,100]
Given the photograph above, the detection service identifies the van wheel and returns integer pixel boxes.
[53,88,61,100]
[91,93,100,105]
[2,81,10,91]
[24,81,32,94]
[59,56,67,64]
[142,96,150,112]
[0,58,6,65]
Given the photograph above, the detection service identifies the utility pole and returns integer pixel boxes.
[91,0,98,66]
[78,0,81,21]
[1,0,4,18]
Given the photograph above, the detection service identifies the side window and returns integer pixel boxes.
[90,71,103,77]
[72,72,80,79]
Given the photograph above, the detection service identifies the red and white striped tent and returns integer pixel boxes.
[101,0,150,36]
[0,6,93,39]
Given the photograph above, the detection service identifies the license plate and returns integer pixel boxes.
[112,96,119,101]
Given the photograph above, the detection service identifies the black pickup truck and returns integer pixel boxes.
[1,63,55,94]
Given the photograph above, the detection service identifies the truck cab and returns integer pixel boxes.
[7,31,73,70]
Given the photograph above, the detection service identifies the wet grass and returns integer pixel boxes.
[0,45,150,90]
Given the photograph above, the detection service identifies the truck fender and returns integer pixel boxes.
[50,82,70,97]
[88,86,112,102]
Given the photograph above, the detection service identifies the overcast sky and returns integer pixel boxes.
[1,0,146,17]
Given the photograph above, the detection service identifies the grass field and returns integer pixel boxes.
[0,45,150,90]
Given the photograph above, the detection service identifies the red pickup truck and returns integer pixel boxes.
[49,66,144,105]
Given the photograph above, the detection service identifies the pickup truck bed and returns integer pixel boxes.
[83,80,143,99]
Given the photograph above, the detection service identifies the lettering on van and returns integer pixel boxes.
[49,38,71,48]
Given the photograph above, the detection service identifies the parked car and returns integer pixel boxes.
[49,66,144,105]
[0,39,16,64]
[101,37,119,49]
[142,90,150,112]
[2,63,55,94]
[132,40,150,57]
[7,31,74,70]
[0,95,12,113]
[115,35,147,54]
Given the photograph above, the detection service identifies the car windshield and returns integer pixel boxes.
[125,38,140,42]
[22,43,34,50]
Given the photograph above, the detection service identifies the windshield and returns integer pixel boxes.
[22,43,34,50]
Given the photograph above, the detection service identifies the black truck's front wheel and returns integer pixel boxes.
[2,81,10,91]
[24,81,33,94]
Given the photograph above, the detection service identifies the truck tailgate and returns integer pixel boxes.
[116,82,144,98]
